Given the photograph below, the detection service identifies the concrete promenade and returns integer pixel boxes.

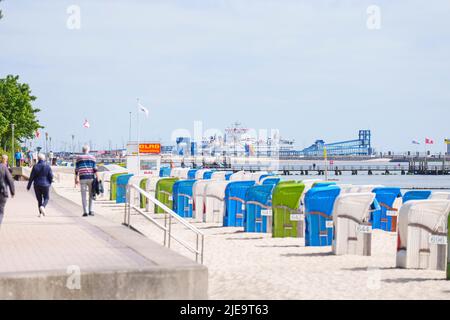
[0,182,208,300]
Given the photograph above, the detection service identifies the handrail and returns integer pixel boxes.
[125,184,205,264]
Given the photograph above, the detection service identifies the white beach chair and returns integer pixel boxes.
[204,181,230,223]
[396,200,450,271]
[192,180,210,222]
[332,193,376,256]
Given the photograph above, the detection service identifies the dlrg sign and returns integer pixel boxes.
[139,143,161,154]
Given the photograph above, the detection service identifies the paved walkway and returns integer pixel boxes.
[0,182,207,299]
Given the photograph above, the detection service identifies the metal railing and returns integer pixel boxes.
[124,184,205,264]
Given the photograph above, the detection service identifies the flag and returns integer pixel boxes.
[35,130,40,138]
[445,139,450,145]
[83,119,90,128]
[425,138,434,145]
[138,101,149,118]
[412,140,420,145]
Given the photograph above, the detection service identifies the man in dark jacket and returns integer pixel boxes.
[27,153,54,217]
[0,155,15,225]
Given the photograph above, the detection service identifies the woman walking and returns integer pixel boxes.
[27,153,54,217]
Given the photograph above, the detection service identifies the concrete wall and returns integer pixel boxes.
[0,266,208,300]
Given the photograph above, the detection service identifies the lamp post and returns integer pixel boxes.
[11,123,15,167]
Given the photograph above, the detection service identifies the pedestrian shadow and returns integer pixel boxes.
[382,278,445,284]
[225,237,264,241]
[341,267,397,272]
[199,225,223,230]
[256,245,302,248]
[281,252,333,258]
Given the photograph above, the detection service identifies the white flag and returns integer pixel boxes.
[138,101,149,118]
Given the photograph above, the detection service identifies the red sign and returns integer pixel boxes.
[139,143,161,154]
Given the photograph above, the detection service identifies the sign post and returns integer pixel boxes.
[324,147,328,181]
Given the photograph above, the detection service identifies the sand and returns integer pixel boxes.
[53,180,450,300]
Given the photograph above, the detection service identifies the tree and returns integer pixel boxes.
[0,75,42,151]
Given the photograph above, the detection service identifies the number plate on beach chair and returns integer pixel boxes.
[290,214,304,221]
[326,220,334,229]
[357,224,372,234]
[386,210,398,217]
[261,209,272,217]
[429,235,447,245]
[168,195,173,201]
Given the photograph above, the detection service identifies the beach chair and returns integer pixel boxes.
[171,168,190,179]
[211,171,232,180]
[110,173,128,201]
[272,182,305,238]
[127,175,149,208]
[187,169,198,180]
[371,187,402,232]
[332,193,376,256]
[203,170,216,180]
[224,181,256,227]
[173,180,196,217]
[402,190,432,203]
[261,177,281,187]
[116,174,134,204]
[312,182,336,189]
[229,171,251,181]
[192,180,210,221]
[204,181,230,223]
[396,200,450,271]
[145,176,161,213]
[245,184,275,233]
[159,167,171,177]
[305,186,341,246]
[155,177,179,213]
[195,169,210,180]
[430,192,450,200]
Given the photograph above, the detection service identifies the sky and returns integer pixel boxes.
[1,0,449,153]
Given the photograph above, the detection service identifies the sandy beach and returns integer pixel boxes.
[53,180,450,300]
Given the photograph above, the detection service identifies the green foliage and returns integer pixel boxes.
[0,75,42,151]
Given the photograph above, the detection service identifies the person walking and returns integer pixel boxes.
[27,153,54,217]
[15,149,22,167]
[0,155,15,226]
[75,145,98,217]
[27,149,33,167]
[32,150,38,166]
[48,150,54,166]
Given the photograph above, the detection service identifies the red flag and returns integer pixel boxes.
[425,138,434,145]
[35,130,40,138]
[83,119,90,128]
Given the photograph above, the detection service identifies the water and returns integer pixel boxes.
[283,173,450,190]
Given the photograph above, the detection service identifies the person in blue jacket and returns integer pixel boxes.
[27,153,54,217]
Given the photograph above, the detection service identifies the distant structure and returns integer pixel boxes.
[281,130,373,157]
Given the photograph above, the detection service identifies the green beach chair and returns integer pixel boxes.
[110,173,127,201]
[272,181,305,238]
[155,177,179,214]
[140,178,149,209]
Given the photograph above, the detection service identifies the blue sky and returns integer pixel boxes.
[1,0,449,153]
